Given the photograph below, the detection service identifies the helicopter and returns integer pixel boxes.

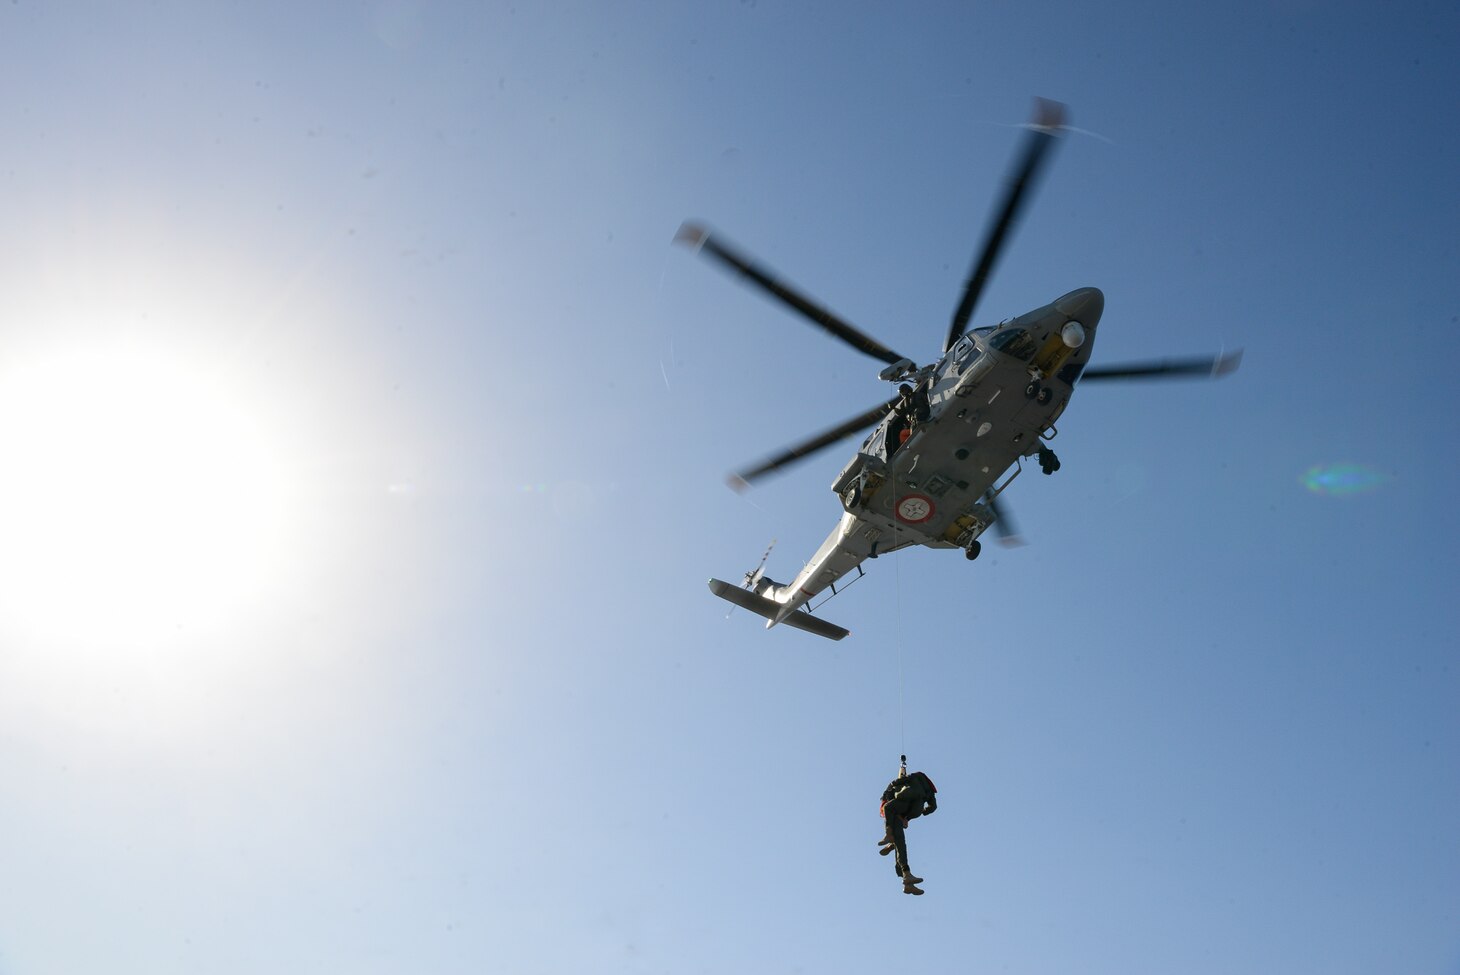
[678,99,1240,641]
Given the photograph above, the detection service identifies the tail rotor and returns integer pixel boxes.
[724,540,778,621]
[743,539,777,591]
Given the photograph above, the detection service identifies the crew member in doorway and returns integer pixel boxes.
[885,386,911,457]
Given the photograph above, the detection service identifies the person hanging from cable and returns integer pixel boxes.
[877,756,938,895]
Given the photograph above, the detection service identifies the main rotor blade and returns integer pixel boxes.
[944,98,1067,353]
[986,495,1026,547]
[1078,350,1243,383]
[728,398,896,491]
[676,222,910,367]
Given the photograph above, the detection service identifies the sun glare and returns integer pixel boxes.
[0,346,294,655]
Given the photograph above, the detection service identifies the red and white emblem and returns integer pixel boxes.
[895,494,935,524]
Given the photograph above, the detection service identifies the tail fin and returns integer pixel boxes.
[708,579,849,641]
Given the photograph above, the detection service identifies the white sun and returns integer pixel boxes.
[0,345,294,654]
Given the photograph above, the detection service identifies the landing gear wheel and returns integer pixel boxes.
[1024,381,1041,399]
[1036,386,1053,405]
[965,540,982,561]
[1038,446,1061,475]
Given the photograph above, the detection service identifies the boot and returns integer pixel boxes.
[895,863,924,885]
[903,877,924,895]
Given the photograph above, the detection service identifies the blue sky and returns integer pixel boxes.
[0,2,1455,973]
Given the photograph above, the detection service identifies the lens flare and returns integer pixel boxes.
[1301,463,1390,497]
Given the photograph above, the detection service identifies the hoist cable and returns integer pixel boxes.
[894,510,905,756]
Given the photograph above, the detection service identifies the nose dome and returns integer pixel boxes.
[1055,287,1104,327]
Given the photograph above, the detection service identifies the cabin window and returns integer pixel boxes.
[953,336,981,372]
[990,327,1037,361]
[1058,361,1086,385]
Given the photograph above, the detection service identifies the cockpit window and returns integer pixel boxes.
[953,336,981,372]
[989,327,1037,361]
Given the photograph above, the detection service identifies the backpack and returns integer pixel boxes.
[903,771,936,804]
[882,771,937,804]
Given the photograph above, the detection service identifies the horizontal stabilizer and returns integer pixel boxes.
[708,579,849,641]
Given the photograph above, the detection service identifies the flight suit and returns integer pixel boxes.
[880,772,937,892]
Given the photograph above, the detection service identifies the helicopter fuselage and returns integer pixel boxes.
[757,286,1104,626]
